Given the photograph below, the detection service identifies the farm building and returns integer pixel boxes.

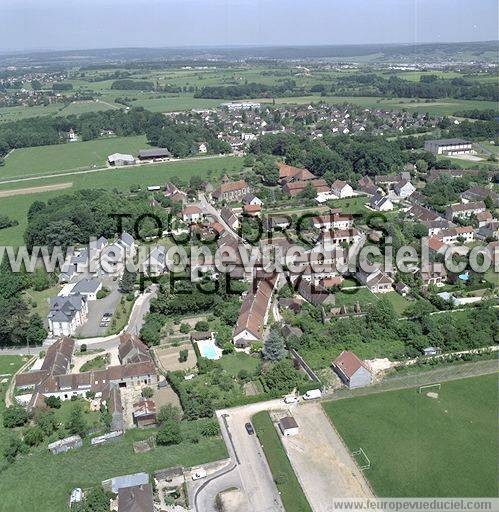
[108,153,135,166]
[332,351,373,389]
[138,148,172,160]
[133,399,157,428]
[424,138,472,156]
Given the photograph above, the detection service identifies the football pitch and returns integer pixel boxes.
[323,374,497,497]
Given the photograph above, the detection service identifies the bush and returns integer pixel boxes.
[238,369,250,381]
[3,436,28,464]
[179,323,190,334]
[126,292,135,301]
[45,396,62,409]
[96,288,110,299]
[86,391,96,399]
[23,425,45,447]
[142,387,154,399]
[200,419,220,437]
[194,320,209,331]
[179,349,188,363]
[3,405,29,428]
[80,344,87,353]
[156,420,182,446]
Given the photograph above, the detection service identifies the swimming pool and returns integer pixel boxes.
[197,339,222,360]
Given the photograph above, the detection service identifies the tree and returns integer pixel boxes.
[366,298,397,330]
[3,436,28,464]
[262,360,304,394]
[25,314,47,346]
[156,419,182,446]
[194,320,209,331]
[179,323,190,334]
[66,402,88,438]
[415,159,428,173]
[119,269,136,294]
[157,404,182,424]
[404,299,436,319]
[34,410,57,436]
[262,329,286,362]
[142,387,154,399]
[23,425,45,447]
[3,405,29,428]
[72,487,112,512]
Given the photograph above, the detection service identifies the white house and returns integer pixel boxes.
[70,278,102,301]
[182,205,203,223]
[356,269,393,293]
[370,193,394,211]
[118,232,136,256]
[48,295,88,337]
[278,416,299,437]
[332,351,373,389]
[242,193,263,206]
[142,245,168,276]
[394,180,416,199]
[331,180,354,198]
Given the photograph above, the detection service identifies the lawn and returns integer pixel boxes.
[323,374,497,497]
[379,291,411,316]
[252,411,312,512]
[0,155,243,246]
[0,135,149,180]
[0,355,24,376]
[0,428,227,512]
[24,284,62,319]
[130,95,222,113]
[334,287,378,308]
[79,354,110,373]
[218,353,261,378]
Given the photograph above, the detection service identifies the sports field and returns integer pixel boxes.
[323,374,497,497]
[0,135,149,180]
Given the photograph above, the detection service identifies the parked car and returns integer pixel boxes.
[192,468,207,480]
[303,389,322,400]
[284,395,299,404]
[245,422,255,435]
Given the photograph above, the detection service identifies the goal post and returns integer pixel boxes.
[418,383,441,394]
[353,447,371,470]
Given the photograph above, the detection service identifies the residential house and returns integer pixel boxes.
[420,264,447,287]
[141,245,168,276]
[478,221,499,240]
[242,204,262,217]
[357,176,378,196]
[476,211,493,228]
[356,269,393,293]
[461,186,499,206]
[437,226,474,244]
[331,180,354,198]
[118,333,151,365]
[319,228,361,249]
[221,207,239,230]
[70,278,102,301]
[395,282,411,296]
[370,193,394,211]
[277,162,315,184]
[445,201,486,221]
[282,178,329,197]
[296,278,335,307]
[313,211,353,230]
[233,276,276,347]
[48,295,88,337]
[117,484,154,512]
[242,193,263,206]
[394,179,416,199]
[332,351,373,389]
[182,205,203,223]
[213,180,250,202]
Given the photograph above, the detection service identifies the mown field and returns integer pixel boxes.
[0,155,244,246]
[323,374,497,497]
[0,135,149,180]
[252,411,312,512]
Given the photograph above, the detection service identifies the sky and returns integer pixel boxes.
[0,0,497,51]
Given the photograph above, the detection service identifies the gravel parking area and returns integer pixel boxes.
[279,402,373,511]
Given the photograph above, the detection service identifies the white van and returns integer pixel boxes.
[192,468,207,480]
[303,389,322,400]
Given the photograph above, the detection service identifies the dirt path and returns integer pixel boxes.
[0,182,73,197]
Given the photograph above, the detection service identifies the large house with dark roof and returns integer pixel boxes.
[48,295,88,337]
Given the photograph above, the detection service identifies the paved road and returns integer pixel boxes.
[193,400,286,512]
[0,285,158,355]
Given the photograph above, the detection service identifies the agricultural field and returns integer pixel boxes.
[129,95,222,113]
[0,155,244,246]
[323,374,497,497]
[0,135,149,181]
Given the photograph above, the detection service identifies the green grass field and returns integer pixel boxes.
[335,287,378,308]
[0,155,243,246]
[380,291,412,315]
[0,429,227,512]
[24,285,62,319]
[0,355,24,376]
[218,353,261,378]
[252,411,312,512]
[0,135,149,180]
[323,374,497,497]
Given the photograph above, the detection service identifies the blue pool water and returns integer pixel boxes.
[458,272,469,281]
[199,341,218,360]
